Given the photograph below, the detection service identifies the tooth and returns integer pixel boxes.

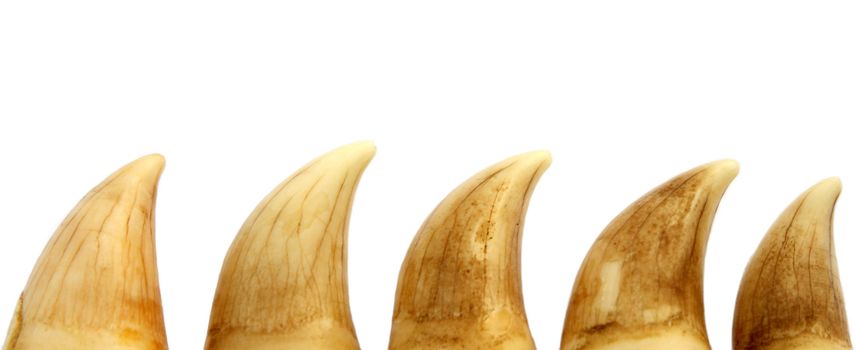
[205,142,375,350]
[389,151,551,350]
[561,160,739,350]
[3,155,168,350]
[733,178,852,350]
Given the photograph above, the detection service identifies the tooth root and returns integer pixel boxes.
[205,142,375,350]
[4,155,168,350]
[733,178,852,350]
[561,160,739,350]
[390,151,551,350]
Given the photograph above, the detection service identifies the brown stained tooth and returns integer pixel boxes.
[205,142,375,350]
[733,178,852,350]
[561,160,739,350]
[389,151,552,350]
[3,155,168,350]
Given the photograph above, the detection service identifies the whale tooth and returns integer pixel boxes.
[3,155,168,350]
[733,178,852,350]
[389,151,551,350]
[205,141,375,350]
[561,160,739,350]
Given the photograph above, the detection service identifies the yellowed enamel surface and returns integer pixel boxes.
[205,142,375,350]
[4,155,168,350]
[562,160,739,350]
[733,178,852,350]
[390,151,551,350]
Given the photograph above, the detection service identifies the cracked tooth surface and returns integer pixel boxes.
[562,160,739,350]
[205,141,375,350]
[389,151,551,350]
[3,154,168,350]
[733,178,852,350]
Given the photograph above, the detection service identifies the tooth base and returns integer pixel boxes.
[389,315,535,350]
[743,338,852,350]
[390,335,534,350]
[205,320,359,350]
[562,328,709,350]
[5,323,165,350]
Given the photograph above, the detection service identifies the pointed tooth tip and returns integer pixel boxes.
[813,176,842,192]
[100,154,166,198]
[523,149,552,163]
[343,140,377,154]
[803,176,842,203]
[136,153,166,169]
[121,153,166,183]
[332,140,377,163]
[698,158,739,185]
[706,158,739,174]
[509,150,552,170]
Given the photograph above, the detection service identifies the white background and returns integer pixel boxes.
[2,1,855,349]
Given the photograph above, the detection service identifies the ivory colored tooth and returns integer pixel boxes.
[389,151,551,350]
[561,160,739,350]
[733,178,852,350]
[3,155,168,350]
[205,142,375,350]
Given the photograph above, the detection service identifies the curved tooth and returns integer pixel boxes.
[3,155,168,350]
[733,178,852,350]
[561,160,739,350]
[389,151,551,350]
[205,142,375,350]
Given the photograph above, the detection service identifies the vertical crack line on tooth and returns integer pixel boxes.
[793,222,803,319]
[402,161,521,321]
[38,191,91,278]
[829,238,846,339]
[91,194,121,324]
[57,198,114,326]
[603,167,704,267]
[686,194,708,270]
[221,167,311,319]
[127,182,144,302]
[334,173,352,326]
[429,209,454,315]
[622,169,703,316]
[808,222,817,321]
[311,174,347,322]
[31,197,94,319]
[228,166,313,289]
[252,194,296,293]
[753,198,806,326]
[296,175,326,237]
[688,193,709,332]
[511,165,543,319]
[483,183,501,304]
[254,194,294,322]
[825,206,844,330]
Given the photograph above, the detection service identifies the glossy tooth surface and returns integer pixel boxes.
[562,160,739,350]
[733,178,852,350]
[389,151,551,350]
[4,155,168,350]
[205,142,375,350]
